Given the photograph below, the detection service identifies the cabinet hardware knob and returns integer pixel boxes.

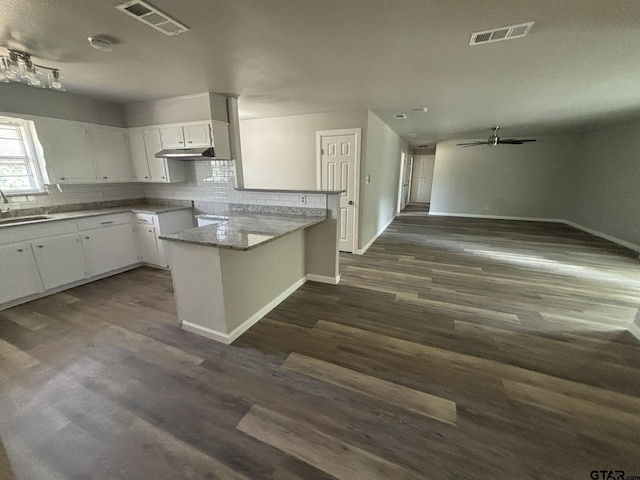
[17,248,23,252]
[85,236,90,239]
[187,140,192,144]
[37,245,43,248]
[144,176,149,179]
[100,221,114,225]
[60,177,66,180]
[103,176,108,179]
[348,200,354,205]
[148,229,153,233]
[161,176,166,179]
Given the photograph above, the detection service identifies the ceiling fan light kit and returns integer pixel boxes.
[457,126,536,147]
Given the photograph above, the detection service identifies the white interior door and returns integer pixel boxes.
[320,133,357,252]
[410,155,435,203]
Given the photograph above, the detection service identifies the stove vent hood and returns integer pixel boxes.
[155,147,220,160]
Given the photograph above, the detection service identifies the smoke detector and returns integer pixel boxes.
[88,36,114,52]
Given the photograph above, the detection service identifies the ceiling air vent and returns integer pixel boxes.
[393,113,408,119]
[469,22,535,46]
[116,1,189,36]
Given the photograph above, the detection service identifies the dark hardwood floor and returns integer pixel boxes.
[2,212,640,479]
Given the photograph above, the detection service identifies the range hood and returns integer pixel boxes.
[155,147,218,160]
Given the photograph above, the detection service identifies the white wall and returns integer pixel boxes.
[430,137,578,220]
[239,110,368,189]
[564,121,640,248]
[0,82,125,127]
[359,111,408,250]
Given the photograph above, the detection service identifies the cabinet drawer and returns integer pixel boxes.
[77,213,133,231]
[0,220,77,245]
[135,213,156,225]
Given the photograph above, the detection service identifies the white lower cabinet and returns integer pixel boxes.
[81,223,139,277]
[134,210,194,268]
[32,234,87,290]
[0,243,43,304]
[137,225,162,266]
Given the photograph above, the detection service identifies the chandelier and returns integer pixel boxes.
[0,49,64,91]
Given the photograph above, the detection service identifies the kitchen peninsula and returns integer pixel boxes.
[161,194,340,344]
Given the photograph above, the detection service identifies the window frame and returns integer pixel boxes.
[0,116,47,196]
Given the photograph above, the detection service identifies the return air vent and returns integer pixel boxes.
[393,113,408,119]
[469,22,535,46]
[116,1,189,36]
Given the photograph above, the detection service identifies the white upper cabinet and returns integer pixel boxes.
[127,128,185,183]
[160,123,212,149]
[159,126,186,148]
[184,123,212,147]
[89,126,133,183]
[128,130,152,182]
[35,119,97,184]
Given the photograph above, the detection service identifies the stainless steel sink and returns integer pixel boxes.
[0,215,52,225]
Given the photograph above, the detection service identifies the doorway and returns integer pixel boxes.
[316,128,361,253]
[410,154,435,205]
[397,150,413,213]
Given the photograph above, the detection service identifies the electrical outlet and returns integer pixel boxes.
[300,195,306,204]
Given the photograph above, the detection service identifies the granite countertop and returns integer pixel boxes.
[0,204,192,228]
[159,212,326,251]
[236,188,345,194]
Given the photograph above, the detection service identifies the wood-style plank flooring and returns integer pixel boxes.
[2,211,640,479]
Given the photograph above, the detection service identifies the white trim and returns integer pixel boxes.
[355,215,396,255]
[306,274,340,285]
[316,128,362,253]
[629,323,640,341]
[0,263,142,311]
[181,276,307,345]
[428,211,566,223]
[564,220,640,253]
[428,212,640,253]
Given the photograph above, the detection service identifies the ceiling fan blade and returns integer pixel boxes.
[457,142,486,146]
[500,139,536,144]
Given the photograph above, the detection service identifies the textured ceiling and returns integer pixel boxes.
[1,0,639,145]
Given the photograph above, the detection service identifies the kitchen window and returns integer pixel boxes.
[0,117,45,195]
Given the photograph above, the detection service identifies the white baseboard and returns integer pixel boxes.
[0,263,143,311]
[355,215,396,255]
[181,276,307,345]
[306,274,340,285]
[428,212,640,254]
[564,220,640,253]
[628,323,640,341]
[428,211,566,223]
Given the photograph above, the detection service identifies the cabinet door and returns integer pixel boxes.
[90,127,132,182]
[159,126,185,149]
[82,224,139,277]
[127,131,151,182]
[35,120,97,184]
[0,243,43,304]
[136,224,162,266]
[143,129,170,182]
[184,123,211,147]
[32,234,87,290]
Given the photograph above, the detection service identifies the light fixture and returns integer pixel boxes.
[412,107,429,112]
[408,134,417,137]
[0,49,64,91]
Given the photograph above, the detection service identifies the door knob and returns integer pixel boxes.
[348,200,354,205]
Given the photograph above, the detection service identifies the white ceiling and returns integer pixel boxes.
[1,0,640,145]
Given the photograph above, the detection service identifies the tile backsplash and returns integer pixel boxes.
[144,161,327,214]
[2,160,328,216]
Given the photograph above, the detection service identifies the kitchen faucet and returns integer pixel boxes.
[0,188,8,204]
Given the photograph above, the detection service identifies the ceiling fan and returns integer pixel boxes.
[457,126,536,147]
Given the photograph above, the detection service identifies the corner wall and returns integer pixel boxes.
[430,137,578,220]
[239,110,368,190]
[564,121,640,249]
[0,82,125,127]
[358,111,408,251]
